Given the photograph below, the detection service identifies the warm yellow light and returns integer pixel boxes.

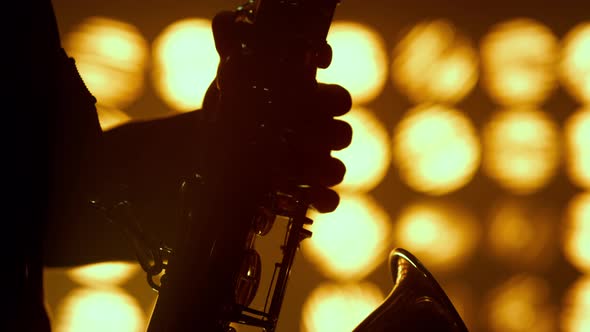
[481,18,558,106]
[64,17,148,109]
[66,261,140,287]
[302,193,391,281]
[561,277,590,332]
[562,193,590,273]
[301,282,384,332]
[97,106,132,131]
[333,107,391,192]
[483,108,560,194]
[54,288,144,332]
[317,21,388,105]
[487,198,555,269]
[391,19,478,104]
[560,22,590,104]
[393,200,479,273]
[152,19,218,112]
[565,109,590,189]
[485,275,555,332]
[392,104,480,195]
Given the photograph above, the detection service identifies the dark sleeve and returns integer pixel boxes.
[44,111,205,267]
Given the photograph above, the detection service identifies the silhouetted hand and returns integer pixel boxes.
[201,10,353,213]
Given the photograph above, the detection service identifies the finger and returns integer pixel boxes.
[292,118,352,153]
[212,11,238,58]
[314,83,352,117]
[300,156,346,187]
[307,187,340,213]
[318,119,352,151]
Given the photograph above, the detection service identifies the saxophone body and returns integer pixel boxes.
[141,1,470,332]
[146,1,340,331]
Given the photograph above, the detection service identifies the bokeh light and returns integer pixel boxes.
[317,21,388,105]
[301,282,384,332]
[393,200,479,273]
[66,261,140,287]
[391,19,479,104]
[487,198,556,269]
[302,193,391,281]
[64,17,148,109]
[54,288,145,332]
[485,275,556,332]
[561,277,590,332]
[565,108,590,189]
[560,22,590,104]
[392,104,481,195]
[332,107,391,192]
[97,106,132,131]
[152,18,218,112]
[562,193,590,273]
[483,108,560,194]
[480,18,559,106]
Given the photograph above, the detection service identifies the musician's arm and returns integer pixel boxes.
[43,109,207,267]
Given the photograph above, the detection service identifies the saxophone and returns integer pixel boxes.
[99,1,470,331]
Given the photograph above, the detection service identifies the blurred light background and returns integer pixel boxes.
[46,0,589,331]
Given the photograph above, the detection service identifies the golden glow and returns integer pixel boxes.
[152,19,218,112]
[562,193,590,273]
[391,19,478,103]
[560,22,590,104]
[485,275,555,332]
[301,282,384,332]
[54,288,144,332]
[565,109,590,189]
[443,283,474,330]
[332,107,391,192]
[487,198,555,269]
[481,18,558,106]
[317,21,388,105]
[64,17,148,109]
[392,104,480,195]
[302,193,391,281]
[394,200,479,272]
[561,277,590,332]
[97,106,132,131]
[66,261,140,287]
[483,108,560,194]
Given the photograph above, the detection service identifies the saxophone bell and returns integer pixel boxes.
[353,248,469,332]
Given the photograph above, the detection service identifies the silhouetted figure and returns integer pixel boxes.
[18,1,352,331]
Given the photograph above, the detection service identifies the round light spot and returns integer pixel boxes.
[393,104,480,195]
[67,261,140,287]
[391,19,478,104]
[485,275,556,332]
[317,21,388,105]
[64,17,148,109]
[152,19,218,112]
[565,108,590,189]
[482,107,560,194]
[562,193,590,273]
[393,200,479,273]
[487,198,556,269]
[301,282,384,332]
[561,277,590,332]
[302,193,391,281]
[560,22,590,104]
[481,18,559,106]
[54,288,145,332]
